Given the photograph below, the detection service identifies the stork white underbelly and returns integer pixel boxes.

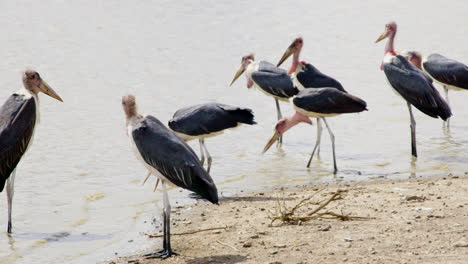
[16,89,39,154]
[245,62,290,102]
[251,82,290,102]
[422,59,465,91]
[173,130,224,141]
[433,79,464,91]
[127,121,174,187]
[172,123,244,141]
[293,104,340,118]
[292,74,305,91]
[382,54,409,101]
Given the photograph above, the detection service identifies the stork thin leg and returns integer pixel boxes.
[275,99,283,144]
[317,118,323,156]
[444,86,450,128]
[142,171,151,185]
[145,181,178,259]
[323,119,338,174]
[153,178,160,192]
[201,139,212,173]
[198,138,205,166]
[306,118,322,168]
[407,103,417,158]
[6,170,16,233]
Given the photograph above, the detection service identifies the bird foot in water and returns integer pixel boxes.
[144,249,178,259]
[276,139,283,148]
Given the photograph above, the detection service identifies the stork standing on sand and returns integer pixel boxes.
[375,21,452,157]
[169,102,256,173]
[0,69,62,233]
[405,51,468,127]
[122,95,218,259]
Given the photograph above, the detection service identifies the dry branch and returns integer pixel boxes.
[216,240,240,252]
[146,226,229,238]
[270,189,370,225]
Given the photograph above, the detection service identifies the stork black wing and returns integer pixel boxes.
[168,103,256,136]
[423,54,468,89]
[0,94,36,192]
[251,61,298,99]
[297,63,346,92]
[133,115,218,204]
[384,55,452,120]
[257,61,287,74]
[293,88,367,114]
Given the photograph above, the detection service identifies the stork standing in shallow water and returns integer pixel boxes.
[168,102,256,173]
[375,21,451,157]
[405,51,468,127]
[0,69,62,233]
[122,95,218,259]
[230,53,298,143]
[262,88,367,173]
[277,37,352,163]
[277,37,346,92]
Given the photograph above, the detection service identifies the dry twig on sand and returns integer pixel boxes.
[216,240,240,252]
[146,226,230,238]
[270,189,370,225]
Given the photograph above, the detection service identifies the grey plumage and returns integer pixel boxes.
[0,94,36,192]
[384,55,452,120]
[251,61,298,99]
[423,54,468,89]
[292,63,365,173]
[168,103,256,137]
[132,115,218,204]
[293,88,367,114]
[168,102,256,173]
[296,63,346,92]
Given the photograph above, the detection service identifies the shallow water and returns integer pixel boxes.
[0,0,467,263]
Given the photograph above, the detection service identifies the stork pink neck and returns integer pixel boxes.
[384,32,396,55]
[288,47,302,75]
[291,111,311,125]
[380,32,397,70]
[279,111,312,134]
[246,75,254,88]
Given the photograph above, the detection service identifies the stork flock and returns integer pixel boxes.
[1,21,467,258]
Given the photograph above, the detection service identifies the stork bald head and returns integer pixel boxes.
[122,94,138,119]
[277,36,303,67]
[22,69,63,102]
[405,51,423,70]
[375,21,397,43]
[230,53,255,86]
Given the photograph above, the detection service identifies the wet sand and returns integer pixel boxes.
[106,174,468,264]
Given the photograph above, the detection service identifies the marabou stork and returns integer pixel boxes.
[263,88,367,173]
[168,102,256,173]
[0,69,62,233]
[230,53,298,143]
[405,51,468,127]
[122,95,218,259]
[277,37,351,163]
[375,21,452,157]
[277,37,346,92]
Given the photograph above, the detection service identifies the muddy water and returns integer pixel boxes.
[0,0,467,263]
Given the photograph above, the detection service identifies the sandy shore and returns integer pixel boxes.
[106,175,468,264]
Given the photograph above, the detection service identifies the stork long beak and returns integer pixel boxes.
[262,130,281,154]
[39,80,63,102]
[375,29,388,43]
[277,43,297,67]
[230,65,245,86]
